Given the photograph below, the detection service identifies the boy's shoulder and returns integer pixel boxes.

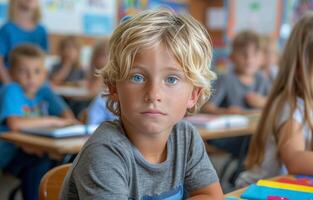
[0,21,12,31]
[1,82,23,94]
[85,120,130,148]
[172,120,200,142]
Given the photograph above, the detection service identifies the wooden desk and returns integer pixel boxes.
[53,85,95,101]
[199,114,259,140]
[0,132,88,160]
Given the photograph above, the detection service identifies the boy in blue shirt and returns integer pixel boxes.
[0,44,76,200]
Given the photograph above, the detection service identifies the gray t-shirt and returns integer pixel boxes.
[60,120,218,200]
[235,98,312,188]
[210,72,270,110]
[50,62,85,82]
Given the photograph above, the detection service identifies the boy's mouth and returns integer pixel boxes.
[140,109,166,116]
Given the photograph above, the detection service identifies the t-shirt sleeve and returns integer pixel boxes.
[40,85,68,116]
[256,73,271,96]
[39,25,49,52]
[70,143,129,200]
[0,84,25,123]
[87,95,106,124]
[0,25,9,57]
[87,95,116,124]
[210,74,227,106]
[277,101,304,129]
[184,125,219,192]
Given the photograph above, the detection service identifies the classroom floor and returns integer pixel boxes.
[0,152,236,199]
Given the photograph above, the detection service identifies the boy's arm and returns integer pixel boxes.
[6,116,77,131]
[61,109,76,120]
[279,119,313,174]
[201,102,245,115]
[245,92,267,109]
[188,182,223,200]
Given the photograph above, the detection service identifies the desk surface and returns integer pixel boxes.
[0,132,88,159]
[198,114,259,140]
[53,85,95,100]
[0,114,260,160]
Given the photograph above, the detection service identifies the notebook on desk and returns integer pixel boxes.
[184,114,249,130]
[21,124,98,138]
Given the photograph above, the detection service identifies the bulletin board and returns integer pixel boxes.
[0,0,117,36]
[118,0,188,20]
[41,0,117,36]
[227,0,283,40]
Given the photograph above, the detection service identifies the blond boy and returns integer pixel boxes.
[61,9,223,199]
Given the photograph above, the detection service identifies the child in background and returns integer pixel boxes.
[202,30,270,115]
[86,40,109,95]
[86,41,116,125]
[236,12,313,188]
[61,9,223,199]
[260,35,279,86]
[0,0,48,84]
[0,44,76,200]
[50,36,85,85]
[87,93,117,125]
[201,31,271,185]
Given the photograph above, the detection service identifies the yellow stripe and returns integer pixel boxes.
[257,180,313,193]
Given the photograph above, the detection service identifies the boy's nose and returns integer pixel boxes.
[144,81,162,103]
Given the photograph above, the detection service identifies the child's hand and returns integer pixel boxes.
[226,106,244,114]
[48,117,79,127]
[245,92,267,108]
[21,145,44,157]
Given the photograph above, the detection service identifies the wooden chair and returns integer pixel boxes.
[39,163,71,200]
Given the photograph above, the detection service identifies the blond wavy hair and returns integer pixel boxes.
[101,9,215,116]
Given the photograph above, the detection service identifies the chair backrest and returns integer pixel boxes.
[39,163,71,200]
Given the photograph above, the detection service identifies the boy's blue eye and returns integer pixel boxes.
[130,74,145,83]
[165,76,178,85]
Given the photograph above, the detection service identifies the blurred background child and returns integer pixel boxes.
[0,0,48,85]
[84,40,116,125]
[201,30,270,115]
[236,12,313,188]
[260,35,279,86]
[86,40,109,95]
[49,36,85,86]
[201,30,271,186]
[0,44,76,200]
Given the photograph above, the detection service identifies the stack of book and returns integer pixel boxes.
[184,114,249,130]
[226,175,313,200]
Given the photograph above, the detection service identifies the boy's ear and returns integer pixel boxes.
[187,87,202,109]
[108,83,119,101]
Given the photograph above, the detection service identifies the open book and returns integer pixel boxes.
[184,114,249,130]
[21,124,98,138]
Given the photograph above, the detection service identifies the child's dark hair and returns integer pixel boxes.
[58,35,81,67]
[58,36,81,53]
[232,30,261,52]
[9,44,45,69]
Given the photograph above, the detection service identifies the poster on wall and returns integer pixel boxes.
[0,0,116,36]
[41,0,117,36]
[118,0,188,21]
[227,0,283,40]
[0,0,7,26]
